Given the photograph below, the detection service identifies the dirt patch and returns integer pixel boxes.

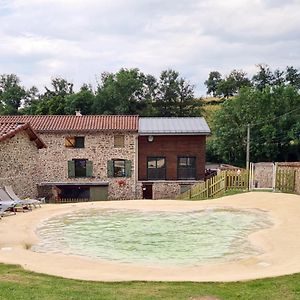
[0,274,29,283]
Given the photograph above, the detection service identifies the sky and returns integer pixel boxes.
[0,0,300,96]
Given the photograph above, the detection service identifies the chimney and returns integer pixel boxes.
[75,110,82,116]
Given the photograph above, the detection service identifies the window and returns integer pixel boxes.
[114,135,125,148]
[65,136,85,148]
[147,157,166,180]
[107,160,132,178]
[177,157,196,180]
[113,159,125,177]
[68,159,93,178]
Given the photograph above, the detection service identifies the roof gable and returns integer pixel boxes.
[0,122,46,149]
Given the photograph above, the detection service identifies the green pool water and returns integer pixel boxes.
[33,208,272,266]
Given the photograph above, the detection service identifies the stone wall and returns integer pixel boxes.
[0,131,39,198]
[37,132,138,200]
[152,182,182,199]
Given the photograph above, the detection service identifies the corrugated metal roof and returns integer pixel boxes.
[0,115,139,132]
[139,117,211,135]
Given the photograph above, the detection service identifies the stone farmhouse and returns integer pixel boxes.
[0,122,46,198]
[0,115,210,201]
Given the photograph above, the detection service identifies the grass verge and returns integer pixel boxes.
[0,263,300,300]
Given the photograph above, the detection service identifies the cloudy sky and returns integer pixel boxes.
[0,0,299,96]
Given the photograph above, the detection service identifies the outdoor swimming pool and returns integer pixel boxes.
[33,208,272,266]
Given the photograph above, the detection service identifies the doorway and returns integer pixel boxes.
[142,184,153,199]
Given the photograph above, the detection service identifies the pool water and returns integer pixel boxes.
[33,208,272,266]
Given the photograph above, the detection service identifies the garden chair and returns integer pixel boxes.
[0,189,18,216]
[4,186,41,208]
[0,188,31,212]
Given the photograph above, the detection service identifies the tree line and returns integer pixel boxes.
[0,69,202,117]
[206,65,300,164]
[2,63,300,164]
[205,64,300,98]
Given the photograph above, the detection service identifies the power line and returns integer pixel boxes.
[249,106,300,127]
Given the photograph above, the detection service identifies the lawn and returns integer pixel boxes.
[0,263,300,300]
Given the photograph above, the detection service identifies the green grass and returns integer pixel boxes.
[0,263,300,300]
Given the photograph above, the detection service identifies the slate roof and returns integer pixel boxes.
[139,117,211,135]
[0,115,139,132]
[0,122,46,149]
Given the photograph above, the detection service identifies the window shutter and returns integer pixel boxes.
[125,160,132,177]
[86,160,93,177]
[68,160,75,178]
[107,160,114,178]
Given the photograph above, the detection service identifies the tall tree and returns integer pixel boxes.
[28,77,75,115]
[204,71,222,96]
[155,69,202,117]
[0,74,26,115]
[252,64,274,91]
[93,68,148,115]
[215,70,251,98]
[65,84,95,115]
[286,66,300,89]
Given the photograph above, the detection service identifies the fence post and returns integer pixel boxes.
[272,162,277,192]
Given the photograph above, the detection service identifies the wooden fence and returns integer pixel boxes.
[275,168,296,193]
[54,198,90,203]
[176,171,249,200]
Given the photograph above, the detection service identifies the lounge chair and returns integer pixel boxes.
[0,202,16,217]
[0,189,18,216]
[4,186,42,208]
[0,188,31,212]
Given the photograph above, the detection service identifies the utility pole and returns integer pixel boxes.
[246,124,250,170]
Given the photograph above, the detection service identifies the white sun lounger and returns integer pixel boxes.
[4,186,41,208]
[0,188,31,212]
[0,202,15,217]
[0,189,18,217]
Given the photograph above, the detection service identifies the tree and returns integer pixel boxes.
[65,85,95,115]
[252,64,274,90]
[155,69,202,117]
[210,85,300,164]
[286,66,300,89]
[26,77,75,115]
[204,71,222,96]
[0,74,27,115]
[93,68,148,115]
[215,70,251,98]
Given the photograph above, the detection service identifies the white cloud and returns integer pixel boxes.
[0,0,299,95]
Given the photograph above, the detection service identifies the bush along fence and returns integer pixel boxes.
[176,170,249,200]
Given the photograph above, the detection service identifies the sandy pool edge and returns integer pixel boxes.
[1,192,300,282]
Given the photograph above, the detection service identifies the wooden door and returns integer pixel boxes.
[142,184,153,199]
